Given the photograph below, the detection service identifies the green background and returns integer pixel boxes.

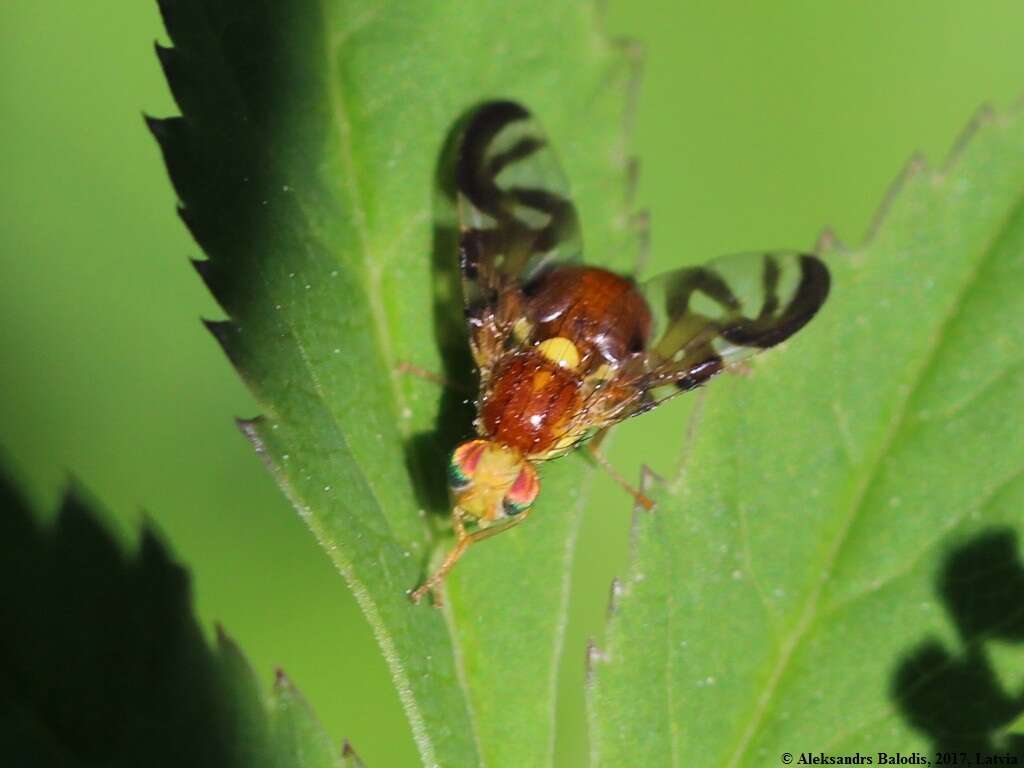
[1,2,1021,765]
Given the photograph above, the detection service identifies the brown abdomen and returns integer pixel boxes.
[525,266,653,366]
[481,351,582,456]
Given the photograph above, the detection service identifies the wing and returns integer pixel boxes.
[577,252,831,427]
[454,101,582,377]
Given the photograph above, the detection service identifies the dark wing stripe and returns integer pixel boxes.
[590,251,831,425]
[758,254,782,319]
[721,254,830,348]
[455,102,581,293]
[664,266,742,317]
[452,101,583,376]
[674,356,724,390]
[487,136,546,178]
[456,101,531,221]
[505,187,578,252]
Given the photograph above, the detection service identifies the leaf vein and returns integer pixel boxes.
[724,183,1024,768]
[822,590,1024,751]
[912,356,1024,427]
[822,463,1024,619]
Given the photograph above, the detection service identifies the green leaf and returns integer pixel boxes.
[150,1,638,765]
[0,470,352,767]
[589,105,1024,763]
[1004,708,1024,737]
[271,672,365,768]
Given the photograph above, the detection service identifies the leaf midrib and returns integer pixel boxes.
[188,2,476,763]
[724,180,1024,768]
[314,3,487,764]
[318,0,409,436]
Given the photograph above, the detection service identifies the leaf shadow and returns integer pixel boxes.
[891,528,1024,755]
[0,469,271,767]
[403,108,481,516]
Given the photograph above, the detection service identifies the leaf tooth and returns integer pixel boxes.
[202,319,243,365]
[638,464,663,497]
[191,257,229,307]
[145,115,198,208]
[192,258,236,318]
[615,465,662,595]
[191,257,214,288]
[213,621,233,652]
[153,42,193,115]
[612,34,646,274]
[342,739,366,767]
[143,113,182,147]
[629,209,651,275]
[585,639,609,684]
[606,577,625,617]
[862,150,930,245]
[273,667,292,690]
[177,204,207,250]
[154,0,204,58]
[940,102,997,176]
[153,42,177,82]
[624,155,641,206]
[609,34,645,113]
[236,416,269,458]
[815,227,845,255]
[859,99,1010,250]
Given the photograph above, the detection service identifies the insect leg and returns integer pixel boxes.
[586,429,654,511]
[466,506,532,543]
[409,512,473,606]
[408,508,533,605]
[395,360,473,395]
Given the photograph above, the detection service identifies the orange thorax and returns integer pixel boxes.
[481,351,582,456]
[525,266,652,366]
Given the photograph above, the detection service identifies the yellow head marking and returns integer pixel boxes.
[536,336,580,370]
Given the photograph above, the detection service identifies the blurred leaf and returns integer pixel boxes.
[1005,709,1024,737]
[0,471,351,767]
[271,673,363,768]
[149,0,638,765]
[589,104,1024,763]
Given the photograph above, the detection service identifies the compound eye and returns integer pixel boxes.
[502,464,540,517]
[448,440,487,491]
[501,497,530,517]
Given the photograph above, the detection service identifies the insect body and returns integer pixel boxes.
[409,101,830,604]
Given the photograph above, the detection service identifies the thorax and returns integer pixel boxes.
[480,350,582,457]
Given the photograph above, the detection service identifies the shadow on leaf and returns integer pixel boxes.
[892,528,1024,756]
[403,107,481,516]
[0,469,351,767]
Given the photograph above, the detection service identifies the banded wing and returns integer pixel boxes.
[455,101,582,376]
[597,252,831,422]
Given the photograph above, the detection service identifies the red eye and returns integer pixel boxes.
[449,440,487,489]
[503,464,540,515]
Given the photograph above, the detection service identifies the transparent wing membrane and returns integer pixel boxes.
[624,252,831,410]
[456,102,582,321]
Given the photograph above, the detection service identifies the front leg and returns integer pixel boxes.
[409,511,472,606]
[409,508,533,606]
